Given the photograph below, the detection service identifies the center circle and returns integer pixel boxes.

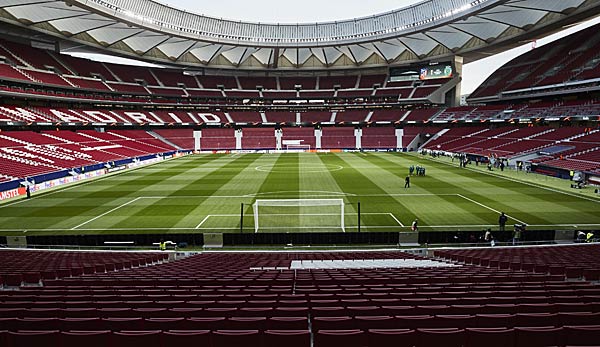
[255,164,343,173]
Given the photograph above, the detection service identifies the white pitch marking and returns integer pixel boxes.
[70,197,142,230]
[389,213,404,227]
[456,194,527,225]
[195,215,211,229]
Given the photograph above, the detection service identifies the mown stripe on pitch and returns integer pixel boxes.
[0,154,226,231]
[124,154,266,229]
[61,154,241,231]
[178,153,283,230]
[376,153,557,226]
[398,152,600,222]
[324,153,413,230]
[251,153,300,232]
[349,152,492,226]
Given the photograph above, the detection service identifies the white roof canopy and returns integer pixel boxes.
[0,0,597,70]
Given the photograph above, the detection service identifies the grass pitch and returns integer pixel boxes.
[1,152,599,236]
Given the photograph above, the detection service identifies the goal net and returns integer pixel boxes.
[285,144,311,151]
[253,199,345,233]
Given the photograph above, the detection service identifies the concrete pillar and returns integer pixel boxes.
[315,128,322,149]
[354,128,362,150]
[396,128,404,150]
[193,130,201,151]
[235,129,242,150]
[452,56,463,107]
[275,129,282,150]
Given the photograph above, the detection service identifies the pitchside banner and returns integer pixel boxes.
[31,169,105,194]
[0,156,170,201]
[0,187,26,201]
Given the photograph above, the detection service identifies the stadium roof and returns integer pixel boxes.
[0,0,599,70]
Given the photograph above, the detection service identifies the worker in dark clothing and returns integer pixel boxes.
[499,212,508,232]
[405,176,410,188]
[26,185,31,199]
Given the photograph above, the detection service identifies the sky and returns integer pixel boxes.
[71,0,600,95]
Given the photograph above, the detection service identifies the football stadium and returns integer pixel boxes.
[0,0,599,345]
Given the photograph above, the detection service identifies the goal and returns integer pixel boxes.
[252,199,345,233]
[285,144,311,151]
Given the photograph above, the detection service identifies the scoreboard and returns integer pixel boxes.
[419,63,453,80]
[390,62,454,82]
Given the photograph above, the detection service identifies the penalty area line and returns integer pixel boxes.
[195,215,211,229]
[71,197,142,230]
[389,213,404,227]
[456,194,527,225]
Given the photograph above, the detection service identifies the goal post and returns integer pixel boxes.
[253,199,345,233]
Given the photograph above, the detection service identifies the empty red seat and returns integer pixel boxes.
[7,330,59,347]
[466,328,515,347]
[226,316,267,330]
[367,329,417,347]
[162,330,210,344]
[475,314,515,328]
[355,315,396,329]
[60,330,111,347]
[211,330,261,347]
[102,317,144,331]
[565,268,583,279]
[16,317,60,330]
[264,329,310,347]
[581,269,600,281]
[418,328,466,347]
[558,312,600,326]
[4,274,23,287]
[513,326,564,347]
[188,317,226,330]
[41,271,57,280]
[144,317,186,331]
[274,307,309,316]
[434,315,475,328]
[22,272,41,284]
[564,325,600,346]
[313,316,352,330]
[59,317,104,331]
[315,329,365,347]
[548,266,565,276]
[395,315,435,328]
[514,313,558,327]
[56,269,72,278]
[112,330,162,347]
[266,317,308,330]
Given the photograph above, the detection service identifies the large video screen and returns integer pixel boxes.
[419,64,453,80]
[390,62,453,82]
